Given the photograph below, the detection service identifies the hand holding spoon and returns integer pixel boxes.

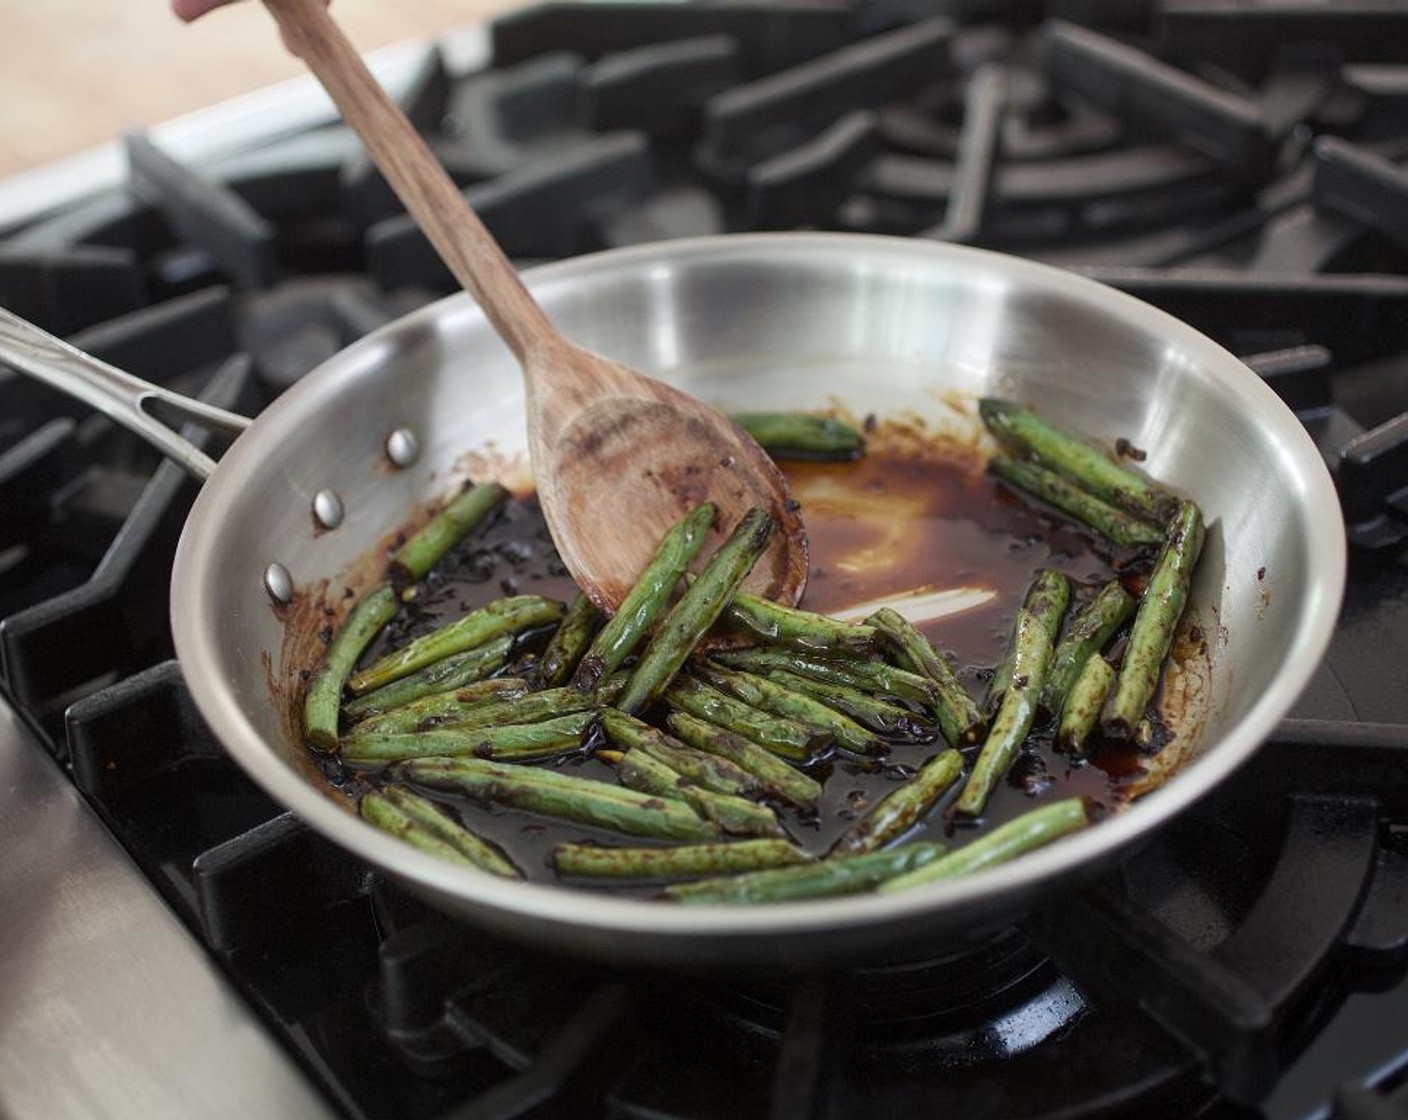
[260,0,808,610]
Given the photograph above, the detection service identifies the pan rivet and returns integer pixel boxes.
[386,428,419,468]
[264,562,294,604]
[313,489,345,530]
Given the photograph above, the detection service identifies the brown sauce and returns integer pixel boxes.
[322,423,1161,893]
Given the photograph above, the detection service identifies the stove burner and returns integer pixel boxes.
[1041,20,1279,182]
[1159,2,1408,83]
[127,131,278,291]
[0,352,251,741]
[6,4,1408,1118]
[1314,137,1408,254]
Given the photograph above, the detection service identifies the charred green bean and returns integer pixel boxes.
[954,569,1068,817]
[1057,655,1115,754]
[435,680,622,733]
[571,503,715,693]
[553,838,807,880]
[760,669,938,741]
[666,842,947,904]
[982,630,1017,719]
[979,398,1178,524]
[831,748,964,856]
[731,411,865,460]
[535,591,602,689]
[359,785,522,877]
[865,608,985,746]
[665,712,822,810]
[982,568,1072,718]
[601,709,762,798]
[711,585,878,655]
[303,583,398,751]
[1102,499,1206,738]
[990,454,1165,549]
[617,508,774,714]
[342,634,513,720]
[692,663,885,755]
[615,747,784,837]
[400,756,715,840]
[664,677,831,762]
[880,798,1091,892]
[715,646,938,708]
[1041,580,1136,714]
[349,595,565,695]
[389,482,507,586]
[345,677,530,737]
[342,711,596,765]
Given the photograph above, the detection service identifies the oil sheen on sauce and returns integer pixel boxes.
[342,426,1150,893]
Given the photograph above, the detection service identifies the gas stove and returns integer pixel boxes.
[4,4,1408,1118]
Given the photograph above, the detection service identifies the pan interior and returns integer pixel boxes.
[172,234,1343,965]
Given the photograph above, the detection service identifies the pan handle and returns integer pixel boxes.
[0,306,251,482]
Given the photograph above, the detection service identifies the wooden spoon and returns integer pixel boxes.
[260,0,807,610]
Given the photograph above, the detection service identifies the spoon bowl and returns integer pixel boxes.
[527,336,808,606]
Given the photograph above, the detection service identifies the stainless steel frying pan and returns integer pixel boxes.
[0,233,1345,970]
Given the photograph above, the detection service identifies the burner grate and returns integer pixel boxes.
[0,354,252,745]
[5,5,1408,1118]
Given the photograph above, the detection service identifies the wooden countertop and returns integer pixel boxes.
[0,1,523,178]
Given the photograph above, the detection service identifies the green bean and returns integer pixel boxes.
[571,503,716,693]
[1058,655,1115,754]
[436,680,623,732]
[601,709,762,798]
[303,583,398,751]
[615,747,784,838]
[760,669,938,741]
[348,595,565,695]
[553,838,808,880]
[865,608,985,746]
[954,569,1068,818]
[400,756,715,841]
[879,798,1091,893]
[709,584,879,655]
[664,677,831,763]
[1102,499,1206,738]
[831,749,965,856]
[342,711,596,765]
[982,632,1017,719]
[360,785,521,877]
[617,508,775,714]
[983,568,1072,717]
[665,842,947,904]
[665,712,822,810]
[731,412,865,460]
[978,399,1179,524]
[342,634,513,720]
[345,677,530,737]
[388,482,508,585]
[534,592,602,689]
[714,647,937,708]
[989,454,1165,550]
[691,664,885,756]
[1042,580,1136,714]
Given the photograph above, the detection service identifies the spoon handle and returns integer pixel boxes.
[261,0,557,364]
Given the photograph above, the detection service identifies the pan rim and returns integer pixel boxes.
[171,232,1347,949]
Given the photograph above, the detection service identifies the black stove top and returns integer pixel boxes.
[4,3,1408,1118]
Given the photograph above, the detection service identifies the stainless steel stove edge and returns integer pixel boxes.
[0,697,336,1120]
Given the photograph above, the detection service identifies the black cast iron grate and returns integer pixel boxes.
[5,2,1408,1118]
